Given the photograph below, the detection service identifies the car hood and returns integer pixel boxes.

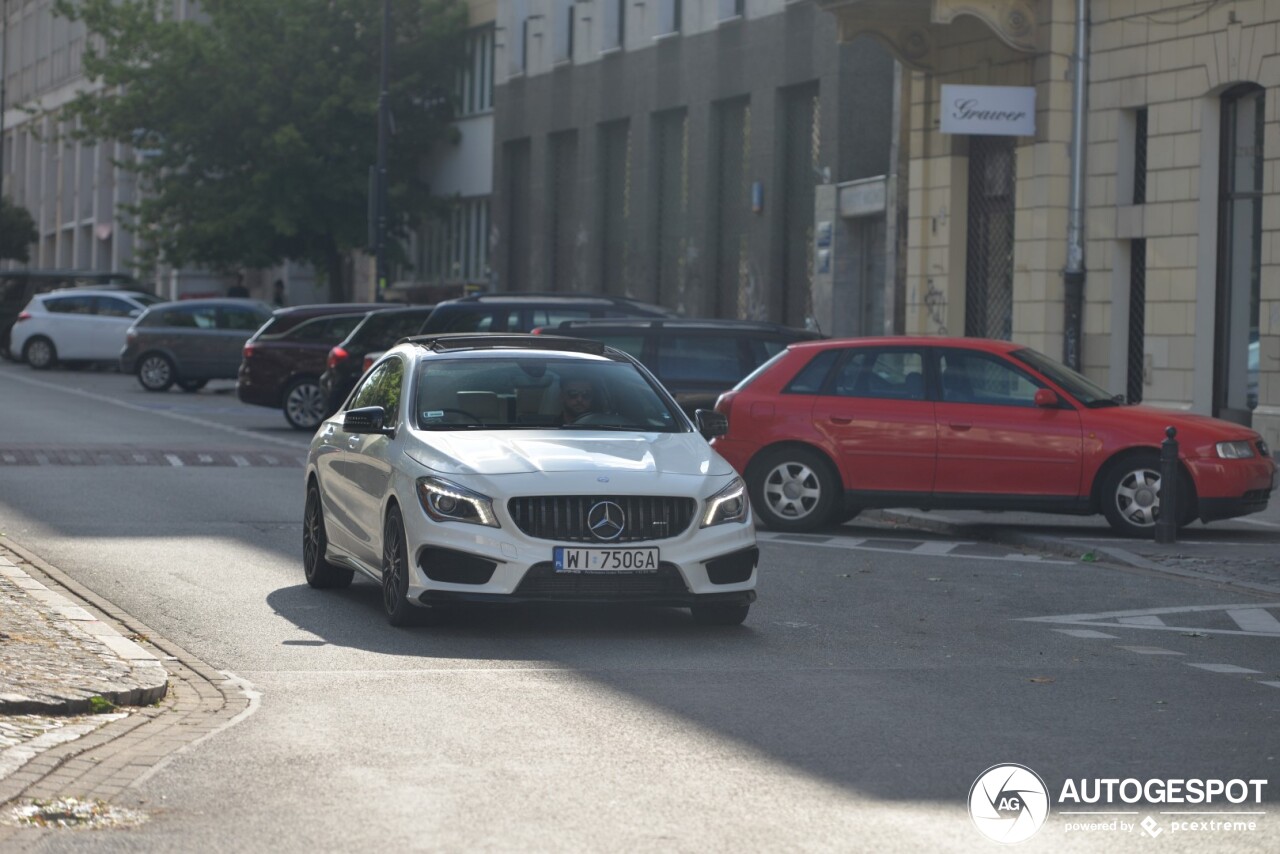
[1102,404,1261,439]
[405,430,733,477]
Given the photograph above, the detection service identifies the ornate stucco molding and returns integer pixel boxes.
[816,0,1038,70]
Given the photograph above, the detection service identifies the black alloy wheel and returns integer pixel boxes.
[382,506,429,627]
[303,484,353,589]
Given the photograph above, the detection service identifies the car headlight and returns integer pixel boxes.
[1216,441,1256,459]
[416,477,499,527]
[702,477,748,527]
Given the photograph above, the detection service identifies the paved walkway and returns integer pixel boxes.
[0,550,167,715]
[0,539,251,839]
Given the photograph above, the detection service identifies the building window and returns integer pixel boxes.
[1133,107,1148,205]
[1127,239,1146,404]
[781,82,821,328]
[718,0,745,19]
[509,0,529,74]
[599,120,632,297]
[713,97,753,319]
[552,0,574,63]
[417,197,491,285]
[653,109,689,310]
[457,26,494,116]
[601,0,625,51]
[549,131,579,290]
[506,139,533,289]
[1214,84,1264,423]
[657,0,682,36]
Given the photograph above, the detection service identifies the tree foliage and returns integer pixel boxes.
[54,0,468,298]
[0,197,38,263]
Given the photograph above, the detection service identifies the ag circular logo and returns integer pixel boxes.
[969,764,1050,844]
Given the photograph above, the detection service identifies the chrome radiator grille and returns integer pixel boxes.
[507,496,698,543]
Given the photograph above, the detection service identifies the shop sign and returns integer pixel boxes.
[941,85,1036,136]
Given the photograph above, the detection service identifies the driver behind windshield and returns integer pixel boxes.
[560,378,600,424]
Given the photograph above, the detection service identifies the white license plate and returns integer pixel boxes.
[553,547,659,573]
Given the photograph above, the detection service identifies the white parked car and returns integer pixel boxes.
[303,334,758,627]
[10,288,162,369]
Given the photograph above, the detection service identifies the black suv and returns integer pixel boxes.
[419,292,675,335]
[319,305,438,416]
[532,318,824,414]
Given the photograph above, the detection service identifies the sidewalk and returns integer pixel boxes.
[860,494,1280,595]
[0,544,168,715]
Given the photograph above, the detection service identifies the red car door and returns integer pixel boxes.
[932,348,1083,498]
[811,347,936,494]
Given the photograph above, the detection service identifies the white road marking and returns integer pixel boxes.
[1228,608,1280,634]
[0,371,307,450]
[165,454,184,467]
[756,532,1071,564]
[198,454,214,464]
[1258,681,1280,689]
[1,454,14,463]
[1116,646,1184,655]
[1021,602,1280,638]
[909,541,962,556]
[133,453,148,463]
[1054,629,1118,639]
[1118,615,1167,626]
[231,455,250,467]
[1185,663,1262,674]
[1240,517,1280,529]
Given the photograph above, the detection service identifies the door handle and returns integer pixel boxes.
[830,417,853,425]
[949,423,972,432]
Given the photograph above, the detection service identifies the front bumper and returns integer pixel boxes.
[401,498,758,607]
[1186,454,1277,522]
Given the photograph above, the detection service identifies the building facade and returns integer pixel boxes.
[401,0,496,302]
[491,0,898,335]
[819,0,1279,449]
[0,0,323,301]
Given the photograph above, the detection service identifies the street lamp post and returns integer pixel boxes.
[374,0,391,302]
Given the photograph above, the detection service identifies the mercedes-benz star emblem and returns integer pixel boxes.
[587,501,626,542]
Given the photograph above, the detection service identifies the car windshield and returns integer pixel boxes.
[355,310,431,347]
[1009,347,1118,407]
[414,356,684,432]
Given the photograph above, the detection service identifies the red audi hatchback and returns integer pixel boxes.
[711,337,1276,537]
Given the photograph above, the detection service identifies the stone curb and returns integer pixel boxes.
[861,508,1280,598]
[0,542,168,715]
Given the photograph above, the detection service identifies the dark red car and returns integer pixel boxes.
[711,337,1277,537]
[237,304,383,430]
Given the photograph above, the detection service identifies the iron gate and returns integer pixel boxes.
[965,136,1016,340]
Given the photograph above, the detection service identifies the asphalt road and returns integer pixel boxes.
[1,361,1278,852]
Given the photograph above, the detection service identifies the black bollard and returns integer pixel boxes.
[1155,426,1178,544]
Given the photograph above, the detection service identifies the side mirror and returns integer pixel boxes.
[1034,388,1060,408]
[344,405,390,435]
[695,409,729,440]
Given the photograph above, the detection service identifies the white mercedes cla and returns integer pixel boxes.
[303,334,758,627]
